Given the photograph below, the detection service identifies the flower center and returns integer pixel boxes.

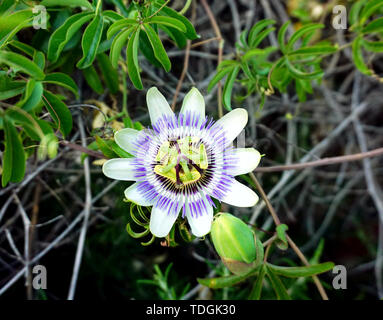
[154,136,208,188]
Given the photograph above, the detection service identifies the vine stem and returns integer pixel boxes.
[249,172,329,300]
[255,147,383,172]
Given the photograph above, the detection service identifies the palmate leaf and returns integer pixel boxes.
[2,116,26,187]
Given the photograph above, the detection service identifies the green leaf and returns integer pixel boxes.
[97,53,119,94]
[42,90,73,137]
[362,40,383,52]
[349,0,367,27]
[110,26,134,68]
[248,264,266,300]
[110,141,132,158]
[21,81,43,112]
[107,18,137,39]
[158,24,187,48]
[43,73,79,98]
[222,65,240,110]
[147,16,186,33]
[207,67,233,92]
[362,17,383,33]
[41,0,94,10]
[285,58,324,80]
[47,12,94,62]
[95,136,117,159]
[251,27,276,49]
[287,23,324,52]
[0,79,25,100]
[143,23,171,72]
[360,0,383,26]
[77,14,104,69]
[197,267,258,289]
[126,29,143,90]
[267,262,335,278]
[7,106,45,141]
[276,224,289,250]
[154,5,198,40]
[352,35,372,75]
[248,19,276,47]
[266,266,291,300]
[288,45,338,57]
[0,50,45,80]
[2,116,26,187]
[8,40,36,57]
[242,48,276,62]
[0,9,33,48]
[277,21,290,54]
[33,51,45,70]
[102,10,124,23]
[82,65,104,94]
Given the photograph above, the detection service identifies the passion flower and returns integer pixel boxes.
[102,87,261,238]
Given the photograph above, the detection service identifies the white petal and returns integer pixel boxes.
[124,183,155,206]
[102,158,137,181]
[149,205,179,238]
[227,148,261,176]
[146,87,174,126]
[212,108,248,145]
[221,180,259,207]
[186,199,214,237]
[114,128,140,154]
[180,87,205,121]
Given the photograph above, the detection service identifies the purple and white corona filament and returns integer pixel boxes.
[102,87,261,238]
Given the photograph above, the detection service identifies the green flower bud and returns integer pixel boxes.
[211,213,257,275]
